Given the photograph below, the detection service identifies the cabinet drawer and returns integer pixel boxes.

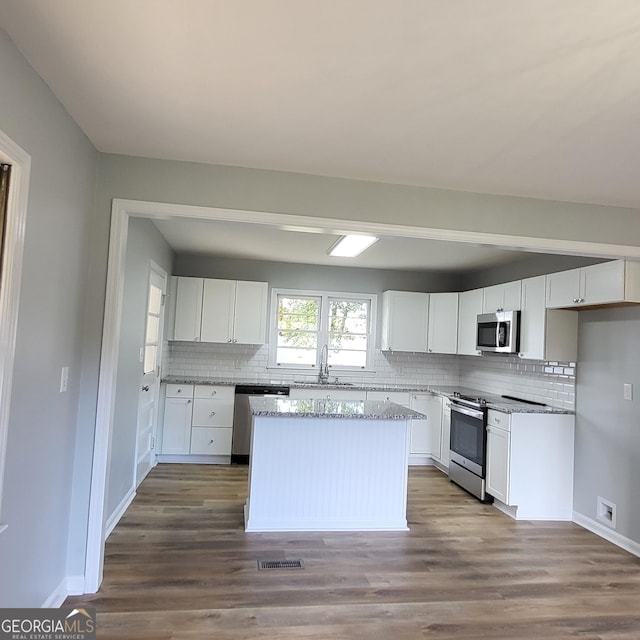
[190,427,232,455]
[367,391,410,405]
[194,385,235,400]
[487,410,510,431]
[192,398,235,427]
[165,384,194,398]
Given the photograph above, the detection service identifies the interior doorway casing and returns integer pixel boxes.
[84,197,640,593]
[0,130,30,534]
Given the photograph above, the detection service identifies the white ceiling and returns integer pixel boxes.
[2,0,639,270]
[152,217,531,271]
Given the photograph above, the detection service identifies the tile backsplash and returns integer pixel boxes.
[163,342,575,410]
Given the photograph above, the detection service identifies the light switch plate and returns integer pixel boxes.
[623,383,633,401]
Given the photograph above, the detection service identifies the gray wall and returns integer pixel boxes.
[461,254,607,290]
[174,254,463,292]
[574,306,640,544]
[106,219,173,521]
[0,28,98,605]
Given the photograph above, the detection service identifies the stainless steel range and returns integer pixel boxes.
[448,392,493,503]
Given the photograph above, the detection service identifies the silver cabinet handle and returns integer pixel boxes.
[176,389,182,393]
[209,439,214,444]
[142,385,150,392]
[187,399,191,404]
[209,411,216,417]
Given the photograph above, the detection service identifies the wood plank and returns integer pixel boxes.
[66,464,640,639]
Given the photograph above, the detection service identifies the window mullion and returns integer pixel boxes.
[317,294,330,367]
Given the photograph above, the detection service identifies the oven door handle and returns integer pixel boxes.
[451,403,485,420]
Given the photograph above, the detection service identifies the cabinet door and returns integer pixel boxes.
[381,291,429,352]
[441,399,451,468]
[418,394,443,461]
[581,260,625,305]
[457,289,483,356]
[190,427,233,455]
[483,281,521,313]
[482,284,505,313]
[201,279,235,343]
[546,268,580,308]
[409,394,431,455]
[519,275,546,360]
[502,280,522,311]
[233,280,268,344]
[173,277,203,341]
[427,292,458,354]
[162,397,192,453]
[486,425,510,504]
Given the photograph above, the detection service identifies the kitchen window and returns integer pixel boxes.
[270,289,377,372]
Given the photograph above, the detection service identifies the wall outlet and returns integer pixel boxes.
[596,496,617,529]
[59,366,69,393]
[623,383,633,401]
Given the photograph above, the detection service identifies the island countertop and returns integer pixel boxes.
[249,397,425,420]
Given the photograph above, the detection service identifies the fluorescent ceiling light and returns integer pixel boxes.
[327,235,378,257]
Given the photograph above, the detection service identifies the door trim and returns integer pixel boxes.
[0,129,31,533]
[134,260,167,487]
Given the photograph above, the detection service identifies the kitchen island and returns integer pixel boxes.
[244,397,423,532]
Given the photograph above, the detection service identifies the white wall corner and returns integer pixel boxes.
[66,575,86,597]
[41,577,69,609]
[573,511,640,558]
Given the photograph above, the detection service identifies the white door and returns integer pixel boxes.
[136,264,167,486]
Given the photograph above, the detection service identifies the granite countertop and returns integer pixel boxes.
[161,377,573,415]
[248,397,425,420]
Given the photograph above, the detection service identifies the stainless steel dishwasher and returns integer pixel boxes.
[232,384,290,464]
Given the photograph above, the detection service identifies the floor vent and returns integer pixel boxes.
[257,559,304,570]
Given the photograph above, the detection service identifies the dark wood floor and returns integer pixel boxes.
[66,464,640,639]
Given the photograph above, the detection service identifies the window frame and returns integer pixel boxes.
[269,288,377,373]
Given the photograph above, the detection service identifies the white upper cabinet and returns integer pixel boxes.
[519,275,577,362]
[482,280,522,313]
[427,292,459,354]
[173,277,268,344]
[546,260,640,308]
[173,277,204,341]
[457,288,483,356]
[380,291,429,352]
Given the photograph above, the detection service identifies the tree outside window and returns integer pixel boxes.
[274,291,374,371]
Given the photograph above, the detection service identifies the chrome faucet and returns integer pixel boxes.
[318,344,330,383]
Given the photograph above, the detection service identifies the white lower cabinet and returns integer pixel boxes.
[289,388,367,401]
[162,396,193,454]
[440,397,451,469]
[161,384,235,460]
[485,409,575,520]
[408,394,431,455]
[485,416,510,504]
[190,427,234,455]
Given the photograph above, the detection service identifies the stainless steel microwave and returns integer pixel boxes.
[476,310,520,353]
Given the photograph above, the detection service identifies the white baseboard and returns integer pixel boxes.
[156,454,230,464]
[105,486,136,538]
[573,511,640,558]
[41,577,69,608]
[66,575,85,596]
[408,455,434,466]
